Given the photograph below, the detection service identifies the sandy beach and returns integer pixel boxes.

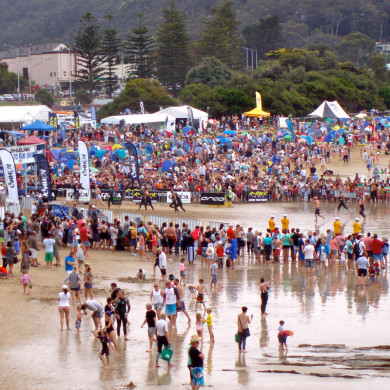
[1,148,390,389]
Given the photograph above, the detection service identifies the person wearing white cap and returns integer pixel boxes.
[353,218,362,235]
[58,285,71,331]
[281,214,289,231]
[268,216,275,231]
[334,217,342,236]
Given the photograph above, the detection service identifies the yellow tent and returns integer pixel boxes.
[244,92,270,117]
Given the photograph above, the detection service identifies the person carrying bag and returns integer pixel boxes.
[236,306,253,352]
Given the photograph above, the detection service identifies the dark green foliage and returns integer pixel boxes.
[124,16,154,79]
[243,16,284,59]
[198,1,243,69]
[73,13,106,94]
[74,88,92,104]
[97,78,177,118]
[35,89,54,107]
[155,3,190,95]
[185,57,234,87]
[0,62,27,93]
[101,15,120,97]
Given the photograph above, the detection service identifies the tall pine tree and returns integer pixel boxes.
[101,15,120,97]
[199,1,243,69]
[124,14,154,79]
[73,13,105,95]
[155,1,190,95]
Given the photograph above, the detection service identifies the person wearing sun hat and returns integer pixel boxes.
[334,217,342,236]
[188,334,205,390]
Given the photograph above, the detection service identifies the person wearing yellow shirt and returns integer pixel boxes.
[353,218,362,235]
[269,216,275,231]
[334,217,342,235]
[281,214,289,232]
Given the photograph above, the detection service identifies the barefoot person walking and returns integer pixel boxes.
[311,196,325,222]
[58,285,71,331]
[260,278,273,317]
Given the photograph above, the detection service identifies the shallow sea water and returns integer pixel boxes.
[2,202,390,390]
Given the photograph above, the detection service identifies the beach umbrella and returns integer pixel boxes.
[206,119,217,125]
[104,145,112,151]
[173,148,185,157]
[116,150,126,159]
[283,134,293,141]
[204,138,213,144]
[337,129,344,135]
[112,144,123,150]
[161,160,173,173]
[241,132,248,136]
[194,147,203,154]
[67,159,75,170]
[223,130,236,135]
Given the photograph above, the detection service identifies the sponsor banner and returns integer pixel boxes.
[200,192,225,205]
[51,190,57,201]
[33,154,51,201]
[132,189,167,203]
[99,189,123,204]
[166,191,191,204]
[78,141,90,196]
[5,145,45,164]
[0,149,18,201]
[124,143,140,183]
[248,191,268,202]
[66,189,90,202]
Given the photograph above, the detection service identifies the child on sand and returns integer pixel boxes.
[93,329,111,367]
[195,312,206,338]
[180,258,186,285]
[278,320,285,332]
[206,308,215,343]
[21,270,31,295]
[278,329,293,354]
[138,232,149,260]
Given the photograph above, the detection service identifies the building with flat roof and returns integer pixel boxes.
[0,43,77,91]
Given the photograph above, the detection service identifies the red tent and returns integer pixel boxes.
[17,136,46,145]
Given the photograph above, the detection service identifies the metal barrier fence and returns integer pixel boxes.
[120,213,231,231]
[22,197,35,211]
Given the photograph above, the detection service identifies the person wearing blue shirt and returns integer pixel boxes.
[64,252,76,275]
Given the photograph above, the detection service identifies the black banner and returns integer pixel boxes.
[200,192,225,205]
[124,142,139,183]
[33,154,51,202]
[248,191,268,202]
[132,189,167,203]
[99,188,123,204]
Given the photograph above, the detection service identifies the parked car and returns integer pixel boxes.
[3,94,15,101]
[0,95,6,101]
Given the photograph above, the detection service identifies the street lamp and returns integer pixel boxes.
[4,44,20,101]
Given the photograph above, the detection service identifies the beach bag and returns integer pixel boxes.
[235,333,239,343]
[161,345,173,362]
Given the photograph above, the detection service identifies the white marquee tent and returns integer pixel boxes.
[0,105,52,124]
[308,101,350,119]
[157,105,208,127]
[101,113,176,132]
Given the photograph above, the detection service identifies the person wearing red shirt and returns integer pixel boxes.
[371,233,384,265]
[192,227,201,252]
[79,223,90,253]
[226,225,235,240]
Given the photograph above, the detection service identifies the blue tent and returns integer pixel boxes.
[301,135,312,145]
[20,120,56,132]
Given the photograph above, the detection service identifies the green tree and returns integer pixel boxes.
[336,32,375,65]
[370,53,388,80]
[35,89,54,108]
[97,78,178,118]
[185,57,234,87]
[0,62,27,94]
[243,16,283,59]
[124,15,154,79]
[155,1,190,95]
[198,1,243,69]
[74,88,92,104]
[73,13,106,95]
[101,15,121,97]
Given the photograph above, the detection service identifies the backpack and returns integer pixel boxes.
[353,242,361,257]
